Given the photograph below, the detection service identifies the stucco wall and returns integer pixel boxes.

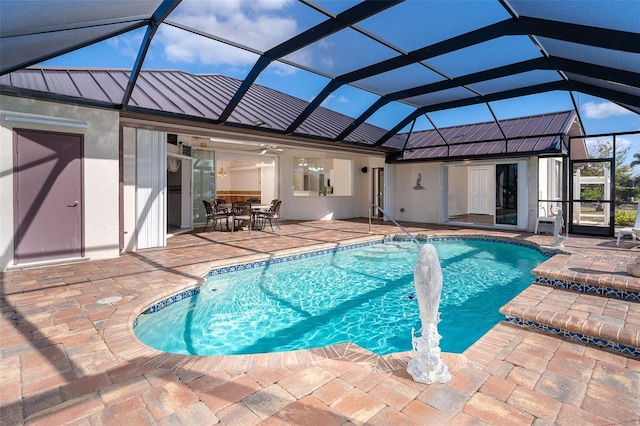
[0,95,120,270]
[390,162,442,223]
[387,159,538,231]
[279,150,383,220]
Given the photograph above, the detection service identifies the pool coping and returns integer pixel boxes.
[135,234,559,320]
[104,233,565,375]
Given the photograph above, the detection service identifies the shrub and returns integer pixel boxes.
[615,210,637,226]
[616,186,640,202]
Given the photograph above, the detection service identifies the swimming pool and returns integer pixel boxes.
[134,238,550,356]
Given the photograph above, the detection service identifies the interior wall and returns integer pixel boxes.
[167,169,182,227]
[260,163,276,203]
[230,168,260,192]
[0,95,120,270]
[447,167,469,216]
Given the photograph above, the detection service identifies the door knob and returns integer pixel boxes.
[67,201,79,207]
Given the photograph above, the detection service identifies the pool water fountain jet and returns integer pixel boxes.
[407,244,451,384]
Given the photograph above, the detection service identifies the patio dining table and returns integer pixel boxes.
[213,202,272,231]
[215,203,271,211]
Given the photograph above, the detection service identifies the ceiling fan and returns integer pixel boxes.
[255,144,284,155]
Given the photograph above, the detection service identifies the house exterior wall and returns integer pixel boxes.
[0,93,564,271]
[279,149,383,220]
[388,158,541,232]
[390,162,442,223]
[0,95,120,270]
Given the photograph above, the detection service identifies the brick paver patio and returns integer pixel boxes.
[1,219,639,425]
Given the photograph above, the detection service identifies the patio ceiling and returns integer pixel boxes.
[1,0,638,158]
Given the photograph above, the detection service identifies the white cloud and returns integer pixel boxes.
[581,101,632,119]
[158,0,300,70]
[617,136,632,151]
[321,95,349,108]
[107,33,143,60]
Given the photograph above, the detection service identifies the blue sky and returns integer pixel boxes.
[42,0,639,164]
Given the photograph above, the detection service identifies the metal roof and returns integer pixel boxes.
[0,68,396,147]
[398,110,576,161]
[1,0,638,160]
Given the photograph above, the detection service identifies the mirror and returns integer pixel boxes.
[293,157,352,196]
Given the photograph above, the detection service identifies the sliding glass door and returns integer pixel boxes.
[495,163,518,225]
[445,160,524,228]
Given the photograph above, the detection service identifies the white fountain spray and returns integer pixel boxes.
[407,244,451,384]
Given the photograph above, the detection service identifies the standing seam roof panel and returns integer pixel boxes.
[0,70,49,92]
[131,73,187,113]
[170,72,224,118]
[227,86,274,128]
[298,108,354,140]
[407,131,441,148]
[198,75,242,117]
[383,134,408,149]
[234,84,308,131]
[345,123,387,145]
[87,70,125,104]
[68,71,114,103]
[43,71,81,98]
[145,71,213,118]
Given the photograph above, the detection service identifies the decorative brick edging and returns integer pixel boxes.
[109,233,561,373]
[535,276,640,302]
[504,316,640,359]
[137,234,555,323]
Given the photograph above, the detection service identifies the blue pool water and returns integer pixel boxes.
[135,239,548,356]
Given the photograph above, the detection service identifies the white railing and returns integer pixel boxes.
[369,204,420,248]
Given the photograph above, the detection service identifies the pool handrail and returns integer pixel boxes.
[369,204,420,248]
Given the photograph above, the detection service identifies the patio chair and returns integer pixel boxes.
[256,199,282,231]
[246,197,261,205]
[202,200,230,231]
[231,201,252,232]
[213,198,229,214]
[616,203,640,246]
[535,206,556,234]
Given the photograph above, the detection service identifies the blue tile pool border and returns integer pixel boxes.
[134,236,558,328]
[204,235,559,281]
[534,276,640,302]
[504,316,640,359]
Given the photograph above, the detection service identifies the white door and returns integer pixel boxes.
[468,167,491,214]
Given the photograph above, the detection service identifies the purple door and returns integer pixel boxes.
[14,129,83,264]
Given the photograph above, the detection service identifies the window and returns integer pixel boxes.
[293,157,352,196]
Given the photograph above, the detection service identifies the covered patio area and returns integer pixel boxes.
[2,220,638,425]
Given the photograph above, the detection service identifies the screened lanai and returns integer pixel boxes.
[1,0,640,260]
[1,0,639,155]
